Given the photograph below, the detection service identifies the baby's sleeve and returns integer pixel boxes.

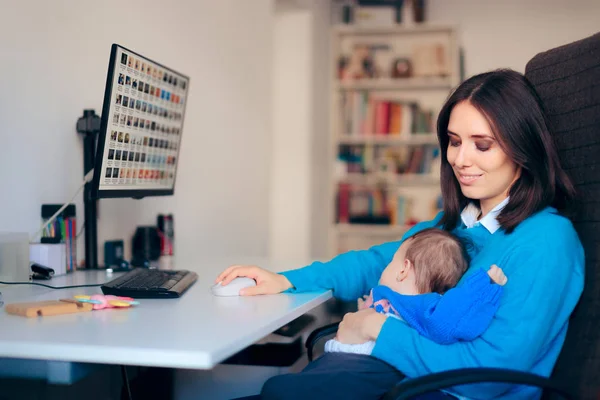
[372,270,504,344]
[428,269,504,343]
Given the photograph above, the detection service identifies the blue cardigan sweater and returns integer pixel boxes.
[281,207,584,399]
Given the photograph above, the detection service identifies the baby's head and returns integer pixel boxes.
[379,228,470,295]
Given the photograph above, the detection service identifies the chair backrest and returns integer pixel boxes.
[525,32,600,400]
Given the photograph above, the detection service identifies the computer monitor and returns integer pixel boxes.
[92,44,189,199]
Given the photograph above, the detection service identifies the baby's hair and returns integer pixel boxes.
[405,228,470,294]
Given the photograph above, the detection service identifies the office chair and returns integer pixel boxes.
[306,32,600,400]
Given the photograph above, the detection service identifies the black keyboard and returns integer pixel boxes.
[101,268,198,299]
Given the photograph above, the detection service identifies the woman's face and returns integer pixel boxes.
[446,101,521,215]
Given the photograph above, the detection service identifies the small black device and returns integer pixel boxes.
[104,240,125,267]
[101,268,198,298]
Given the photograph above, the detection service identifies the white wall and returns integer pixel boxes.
[427,0,600,76]
[269,6,312,261]
[0,0,274,266]
[269,0,331,262]
[309,0,332,261]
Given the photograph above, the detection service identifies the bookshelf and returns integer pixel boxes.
[329,24,461,256]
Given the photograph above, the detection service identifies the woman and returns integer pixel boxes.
[217,69,585,399]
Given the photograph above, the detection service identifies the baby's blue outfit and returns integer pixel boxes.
[325,268,503,354]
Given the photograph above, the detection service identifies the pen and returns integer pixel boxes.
[66,218,72,271]
[60,217,66,243]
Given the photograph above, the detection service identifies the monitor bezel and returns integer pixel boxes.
[92,43,190,199]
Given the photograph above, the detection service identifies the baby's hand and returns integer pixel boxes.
[357,295,369,310]
[488,264,508,286]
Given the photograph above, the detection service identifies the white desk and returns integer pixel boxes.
[0,257,331,371]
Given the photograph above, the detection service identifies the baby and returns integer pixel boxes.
[325,227,507,354]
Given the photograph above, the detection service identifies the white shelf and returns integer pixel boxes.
[337,133,438,146]
[338,173,439,187]
[336,224,412,235]
[335,77,453,91]
[333,24,456,36]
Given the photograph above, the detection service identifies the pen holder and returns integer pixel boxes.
[41,204,77,272]
[30,240,67,276]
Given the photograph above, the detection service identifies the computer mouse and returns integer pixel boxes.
[211,277,256,297]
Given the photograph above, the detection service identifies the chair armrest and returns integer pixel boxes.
[305,322,340,362]
[382,368,573,400]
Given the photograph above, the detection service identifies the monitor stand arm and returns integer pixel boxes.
[76,109,101,269]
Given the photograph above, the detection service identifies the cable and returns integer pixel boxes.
[76,221,86,239]
[121,365,133,400]
[30,169,95,242]
[0,281,102,289]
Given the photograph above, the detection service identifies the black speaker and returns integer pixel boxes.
[131,226,161,267]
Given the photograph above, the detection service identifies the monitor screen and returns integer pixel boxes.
[93,44,189,198]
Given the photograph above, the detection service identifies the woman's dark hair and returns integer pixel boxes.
[436,68,576,233]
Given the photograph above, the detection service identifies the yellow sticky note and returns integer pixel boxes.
[108,301,131,308]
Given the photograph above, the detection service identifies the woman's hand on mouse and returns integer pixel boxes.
[215,265,293,296]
